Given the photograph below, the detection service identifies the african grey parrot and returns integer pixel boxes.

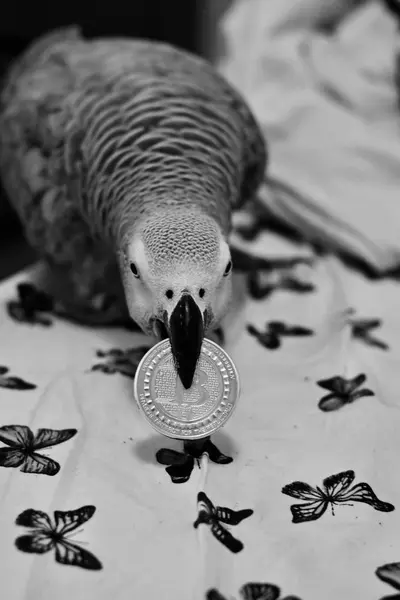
[0,26,267,389]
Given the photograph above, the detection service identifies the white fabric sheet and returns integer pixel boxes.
[0,239,400,599]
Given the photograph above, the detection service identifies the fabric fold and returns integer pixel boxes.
[219,0,400,273]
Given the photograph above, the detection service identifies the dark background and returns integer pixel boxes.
[0,1,204,280]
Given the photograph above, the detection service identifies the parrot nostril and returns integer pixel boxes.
[165,289,174,299]
[199,288,205,299]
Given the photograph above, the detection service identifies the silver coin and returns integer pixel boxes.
[133,337,240,440]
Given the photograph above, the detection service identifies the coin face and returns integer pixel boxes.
[133,338,240,440]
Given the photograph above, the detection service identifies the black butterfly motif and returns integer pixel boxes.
[7,282,140,332]
[230,247,311,275]
[384,0,400,22]
[156,438,233,484]
[0,366,36,391]
[248,270,315,301]
[248,321,314,350]
[229,246,313,299]
[193,491,253,553]
[15,505,102,570]
[207,582,301,600]
[234,206,305,246]
[376,562,400,600]
[7,283,54,326]
[206,591,226,600]
[349,317,389,350]
[316,374,374,412]
[91,346,150,379]
[0,425,77,476]
[282,470,395,524]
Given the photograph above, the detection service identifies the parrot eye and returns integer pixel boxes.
[224,260,232,276]
[130,262,139,278]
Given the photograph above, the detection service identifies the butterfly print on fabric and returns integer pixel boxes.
[316,373,374,412]
[384,0,400,23]
[248,270,315,301]
[156,438,233,484]
[230,247,314,300]
[207,582,301,600]
[7,283,54,326]
[230,247,311,274]
[0,425,77,476]
[248,321,314,350]
[7,282,140,332]
[350,317,389,351]
[91,346,150,379]
[233,209,306,246]
[194,492,253,553]
[282,470,395,524]
[0,366,36,391]
[376,562,400,600]
[15,505,102,570]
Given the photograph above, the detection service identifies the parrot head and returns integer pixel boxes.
[119,208,232,389]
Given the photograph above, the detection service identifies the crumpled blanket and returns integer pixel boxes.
[219,0,400,274]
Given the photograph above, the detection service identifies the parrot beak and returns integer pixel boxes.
[168,293,204,390]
